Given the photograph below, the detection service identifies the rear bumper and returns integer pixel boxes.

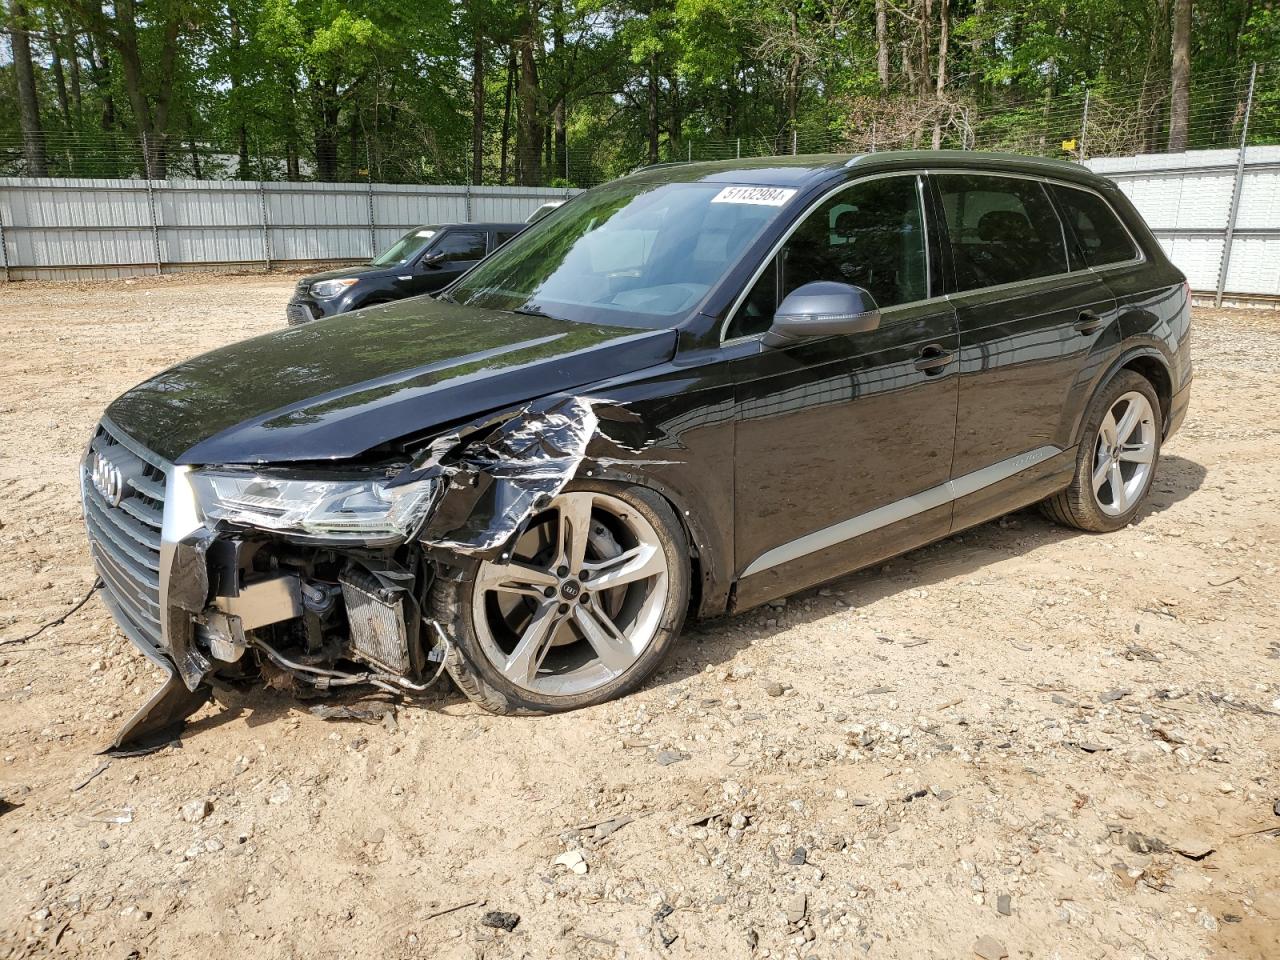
[1166,377,1191,439]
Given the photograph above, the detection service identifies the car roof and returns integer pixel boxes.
[624,150,1110,191]
[413,222,525,231]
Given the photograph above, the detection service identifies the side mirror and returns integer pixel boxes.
[420,250,445,269]
[764,281,881,346]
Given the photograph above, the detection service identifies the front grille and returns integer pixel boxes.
[286,300,315,326]
[82,421,168,652]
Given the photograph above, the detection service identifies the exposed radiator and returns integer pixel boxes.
[339,568,412,675]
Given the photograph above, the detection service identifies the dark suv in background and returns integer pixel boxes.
[286,221,525,325]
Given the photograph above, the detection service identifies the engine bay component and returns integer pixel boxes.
[340,567,414,675]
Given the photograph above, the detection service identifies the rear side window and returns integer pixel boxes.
[495,230,520,246]
[935,174,1069,291]
[1050,185,1140,268]
[435,230,488,262]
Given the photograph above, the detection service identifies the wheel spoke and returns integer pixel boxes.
[502,600,560,684]
[1099,410,1119,448]
[477,560,557,598]
[583,543,665,591]
[1117,443,1153,465]
[1108,460,1128,511]
[572,601,635,673]
[557,494,594,575]
[1114,401,1144,445]
[1092,453,1110,494]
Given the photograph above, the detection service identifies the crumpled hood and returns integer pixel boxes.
[105,298,676,465]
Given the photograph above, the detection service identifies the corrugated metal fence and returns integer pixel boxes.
[1087,146,1280,305]
[0,179,577,282]
[2,150,1280,301]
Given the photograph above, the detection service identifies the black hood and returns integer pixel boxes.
[300,263,388,284]
[106,298,676,465]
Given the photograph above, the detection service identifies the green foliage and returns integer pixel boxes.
[1,0,1277,182]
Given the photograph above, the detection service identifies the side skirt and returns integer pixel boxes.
[731,445,1076,612]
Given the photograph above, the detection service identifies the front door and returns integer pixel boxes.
[727,173,961,606]
[415,228,489,294]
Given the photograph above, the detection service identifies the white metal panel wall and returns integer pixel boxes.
[1088,146,1280,299]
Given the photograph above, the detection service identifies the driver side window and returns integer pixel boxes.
[726,175,928,340]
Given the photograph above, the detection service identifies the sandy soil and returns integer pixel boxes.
[0,275,1277,960]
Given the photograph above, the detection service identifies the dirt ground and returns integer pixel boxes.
[0,274,1277,960]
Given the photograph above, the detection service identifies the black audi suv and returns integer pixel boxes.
[82,151,1191,746]
[286,221,526,325]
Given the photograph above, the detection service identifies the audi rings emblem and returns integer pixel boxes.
[90,453,127,507]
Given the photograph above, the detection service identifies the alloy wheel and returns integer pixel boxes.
[1092,391,1157,517]
[470,490,670,697]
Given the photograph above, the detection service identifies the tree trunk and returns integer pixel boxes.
[9,1,48,175]
[230,12,250,179]
[668,72,682,158]
[86,34,114,132]
[515,0,543,186]
[875,0,890,93]
[67,27,84,126]
[500,46,515,184]
[785,8,800,139]
[932,0,949,148]
[49,22,73,130]
[551,0,566,181]
[918,0,933,99]
[1168,0,1192,151]
[646,56,659,164]
[471,27,486,184]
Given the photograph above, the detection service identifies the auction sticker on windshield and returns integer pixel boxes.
[711,186,797,206]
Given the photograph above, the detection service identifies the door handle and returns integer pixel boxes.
[913,344,956,374]
[1073,311,1106,335]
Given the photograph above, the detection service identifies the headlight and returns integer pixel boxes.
[310,278,358,299]
[190,471,439,544]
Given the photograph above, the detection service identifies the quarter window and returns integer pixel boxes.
[1050,185,1139,268]
[727,175,928,339]
[434,230,488,262]
[935,174,1069,291]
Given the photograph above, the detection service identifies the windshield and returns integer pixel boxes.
[449,180,791,328]
[371,228,436,266]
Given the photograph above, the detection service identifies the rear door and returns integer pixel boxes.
[414,227,489,293]
[727,173,961,605]
[932,172,1119,526]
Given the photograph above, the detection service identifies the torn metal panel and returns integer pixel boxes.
[415,395,601,555]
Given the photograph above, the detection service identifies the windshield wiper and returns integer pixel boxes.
[513,302,561,320]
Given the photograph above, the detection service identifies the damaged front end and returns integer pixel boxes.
[83,396,601,749]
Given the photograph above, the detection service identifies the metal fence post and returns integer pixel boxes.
[258,181,272,271]
[365,144,377,257]
[0,213,9,283]
[1079,88,1091,161]
[1216,62,1257,308]
[141,133,162,275]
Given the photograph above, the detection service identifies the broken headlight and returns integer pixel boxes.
[191,471,439,545]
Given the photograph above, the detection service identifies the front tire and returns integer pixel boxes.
[433,481,690,714]
[1042,370,1162,532]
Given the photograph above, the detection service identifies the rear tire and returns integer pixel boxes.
[1041,370,1162,532]
[433,481,690,714]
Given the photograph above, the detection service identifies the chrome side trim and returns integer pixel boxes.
[159,465,203,653]
[740,445,1062,578]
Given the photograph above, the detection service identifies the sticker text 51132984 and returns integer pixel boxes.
[710,186,798,207]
